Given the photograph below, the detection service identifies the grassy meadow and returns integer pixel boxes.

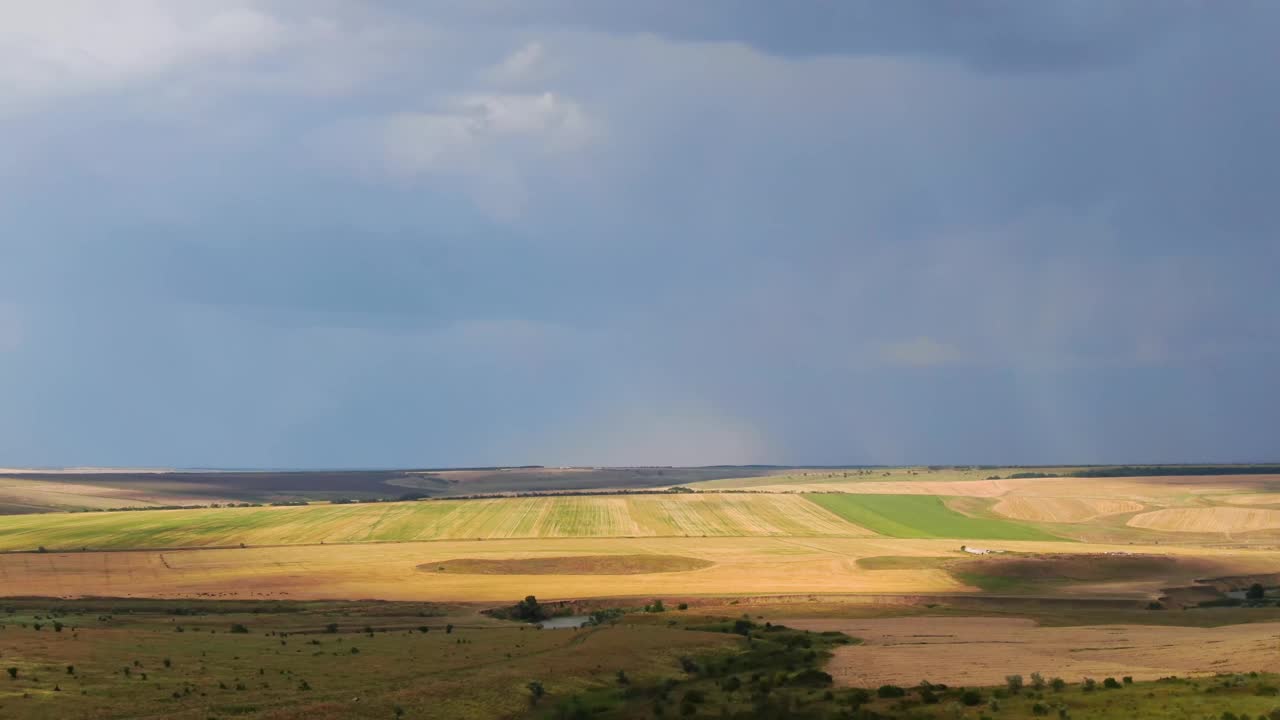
[0,599,737,720]
[1,597,1276,720]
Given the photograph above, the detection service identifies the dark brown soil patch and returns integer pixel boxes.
[957,553,1226,582]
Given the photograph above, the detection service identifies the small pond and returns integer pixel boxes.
[537,615,590,629]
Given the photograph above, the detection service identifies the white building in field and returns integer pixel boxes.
[960,545,1004,555]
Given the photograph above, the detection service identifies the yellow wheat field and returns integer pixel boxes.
[1217,493,1280,506]
[1127,506,1280,533]
[991,496,1144,523]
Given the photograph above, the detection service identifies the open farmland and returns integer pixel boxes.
[2,474,1280,719]
[783,616,1280,686]
[1127,506,1280,533]
[0,536,1274,603]
[1219,492,1280,506]
[689,467,1280,498]
[0,466,799,513]
[0,494,876,551]
[808,494,1063,540]
[991,496,1144,523]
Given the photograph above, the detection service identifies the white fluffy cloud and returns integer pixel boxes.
[380,91,599,217]
[0,1,285,107]
[487,41,548,85]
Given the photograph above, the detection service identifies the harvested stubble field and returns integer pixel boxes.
[691,471,1280,501]
[1219,492,1280,506]
[0,477,245,513]
[990,496,1144,523]
[1128,506,1280,533]
[782,616,1280,686]
[0,537,1274,603]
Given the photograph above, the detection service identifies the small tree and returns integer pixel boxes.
[1103,677,1122,689]
[1050,677,1066,692]
[1247,583,1266,600]
[527,680,545,705]
[325,623,338,634]
[6,667,16,680]
[1006,674,1024,693]
[516,595,545,621]
[1030,672,1046,690]
[1082,677,1097,692]
[229,624,249,634]
[446,624,454,634]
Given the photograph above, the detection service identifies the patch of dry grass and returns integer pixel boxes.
[784,616,1280,686]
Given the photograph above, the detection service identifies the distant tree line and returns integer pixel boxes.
[994,465,1280,480]
[1068,465,1280,478]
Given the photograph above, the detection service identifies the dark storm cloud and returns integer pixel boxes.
[428,0,1221,70]
[0,1,1276,467]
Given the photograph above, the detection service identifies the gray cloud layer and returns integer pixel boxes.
[0,1,1276,467]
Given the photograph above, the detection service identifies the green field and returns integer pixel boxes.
[0,493,871,551]
[806,494,1063,540]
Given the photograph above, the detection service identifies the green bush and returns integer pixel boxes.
[877,684,906,698]
[786,669,832,688]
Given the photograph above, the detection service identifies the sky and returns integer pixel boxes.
[0,1,1277,468]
